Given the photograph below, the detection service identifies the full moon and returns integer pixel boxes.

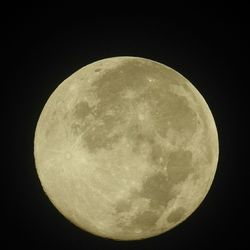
[34,57,219,240]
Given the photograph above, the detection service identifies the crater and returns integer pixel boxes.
[167,207,185,223]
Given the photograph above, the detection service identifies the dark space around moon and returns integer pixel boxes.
[3,6,247,250]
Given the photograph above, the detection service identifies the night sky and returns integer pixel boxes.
[4,6,247,249]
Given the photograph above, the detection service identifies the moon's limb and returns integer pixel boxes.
[34,57,219,240]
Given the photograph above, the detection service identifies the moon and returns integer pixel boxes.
[34,57,219,240]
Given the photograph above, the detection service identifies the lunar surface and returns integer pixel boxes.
[34,57,219,240]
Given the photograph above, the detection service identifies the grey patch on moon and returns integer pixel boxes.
[138,173,176,208]
[115,199,132,213]
[73,101,91,121]
[129,130,155,157]
[113,148,194,232]
[81,117,123,152]
[118,210,159,232]
[70,58,197,155]
[132,211,159,230]
[150,142,169,168]
[167,207,186,223]
[153,92,197,139]
[136,149,193,208]
[167,150,193,183]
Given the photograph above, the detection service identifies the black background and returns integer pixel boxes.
[4,6,247,249]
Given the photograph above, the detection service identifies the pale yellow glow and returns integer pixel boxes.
[34,57,219,240]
